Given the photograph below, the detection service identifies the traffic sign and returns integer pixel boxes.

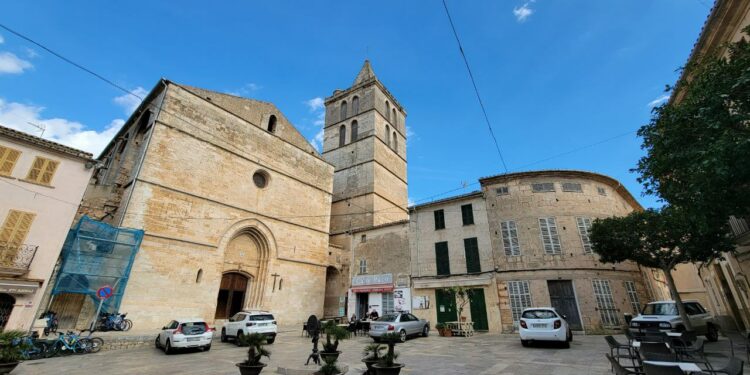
[97,286,114,300]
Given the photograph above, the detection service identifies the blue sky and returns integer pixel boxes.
[0,1,711,208]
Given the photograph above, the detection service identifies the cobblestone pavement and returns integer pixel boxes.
[13,332,748,375]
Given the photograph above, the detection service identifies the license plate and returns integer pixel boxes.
[532,324,546,328]
[187,337,201,341]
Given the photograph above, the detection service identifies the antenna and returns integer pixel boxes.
[27,122,45,137]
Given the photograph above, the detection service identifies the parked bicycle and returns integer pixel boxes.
[12,333,51,360]
[40,310,58,337]
[96,312,132,331]
[47,330,103,357]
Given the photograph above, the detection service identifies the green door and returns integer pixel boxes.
[435,289,457,323]
[469,288,489,331]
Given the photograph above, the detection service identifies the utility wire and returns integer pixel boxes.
[441,0,509,173]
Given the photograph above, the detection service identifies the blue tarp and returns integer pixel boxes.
[51,215,143,313]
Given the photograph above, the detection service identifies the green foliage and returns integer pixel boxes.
[635,25,750,225]
[378,332,401,367]
[0,330,28,363]
[447,286,474,322]
[238,333,270,366]
[321,320,348,353]
[318,355,341,375]
[434,323,446,330]
[362,343,384,361]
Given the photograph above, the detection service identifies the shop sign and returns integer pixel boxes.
[352,273,392,287]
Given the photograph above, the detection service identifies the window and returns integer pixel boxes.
[0,210,35,249]
[339,125,347,147]
[352,96,359,114]
[340,101,348,119]
[576,217,593,254]
[495,186,509,196]
[508,281,532,325]
[385,101,390,121]
[501,221,521,256]
[435,242,450,276]
[0,146,21,176]
[597,187,607,196]
[433,209,445,230]
[351,121,359,142]
[382,292,394,315]
[461,204,474,226]
[359,259,367,274]
[684,303,704,316]
[361,234,366,243]
[538,217,561,254]
[562,182,582,192]
[392,108,397,125]
[624,281,640,314]
[196,269,203,283]
[267,115,277,133]
[532,182,555,193]
[253,171,269,188]
[25,157,59,185]
[464,237,481,273]
[592,279,619,326]
[392,132,397,151]
[385,125,391,147]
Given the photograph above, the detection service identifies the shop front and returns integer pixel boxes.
[348,273,411,320]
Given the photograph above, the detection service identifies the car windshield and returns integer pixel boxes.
[180,322,207,335]
[378,314,398,322]
[642,303,677,315]
[248,314,274,321]
[522,310,557,319]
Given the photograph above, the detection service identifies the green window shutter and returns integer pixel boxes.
[435,242,450,276]
[461,204,474,225]
[434,209,445,230]
[464,237,481,273]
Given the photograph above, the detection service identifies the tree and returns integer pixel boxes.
[635,26,750,225]
[590,206,733,330]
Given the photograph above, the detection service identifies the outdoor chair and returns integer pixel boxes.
[639,342,678,362]
[675,338,714,371]
[606,353,645,375]
[347,321,358,336]
[642,362,685,375]
[704,356,744,375]
[606,336,639,369]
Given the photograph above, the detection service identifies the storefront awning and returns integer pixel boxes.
[351,285,394,293]
[0,279,40,294]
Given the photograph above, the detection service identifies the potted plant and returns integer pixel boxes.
[315,355,343,375]
[0,330,28,374]
[320,320,348,362]
[361,343,385,374]
[434,323,446,337]
[371,332,404,375]
[236,333,270,375]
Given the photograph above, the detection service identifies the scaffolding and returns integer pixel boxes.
[50,216,143,313]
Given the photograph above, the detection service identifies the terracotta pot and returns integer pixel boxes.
[443,328,453,337]
[0,362,18,375]
[236,362,266,375]
[319,351,341,362]
[372,363,404,375]
[362,358,378,374]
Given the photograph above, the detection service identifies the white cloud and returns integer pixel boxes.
[0,99,123,156]
[0,52,32,74]
[305,97,326,151]
[648,94,670,107]
[113,87,148,115]
[305,97,325,112]
[408,197,415,207]
[226,83,262,97]
[24,48,39,59]
[513,2,534,22]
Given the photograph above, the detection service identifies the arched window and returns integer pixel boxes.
[341,101,348,120]
[393,132,398,152]
[267,115,277,133]
[392,109,397,126]
[385,125,391,147]
[385,101,391,121]
[339,125,347,147]
[352,96,359,114]
[196,269,203,283]
[351,120,359,142]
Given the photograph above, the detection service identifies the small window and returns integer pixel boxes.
[0,209,36,248]
[434,209,445,230]
[278,279,283,290]
[253,170,269,189]
[385,125,391,147]
[392,132,397,151]
[0,146,21,176]
[361,234,366,243]
[597,187,607,196]
[576,217,593,254]
[562,182,582,193]
[196,269,203,283]
[351,121,359,142]
[359,259,367,274]
[496,186,509,196]
[352,96,360,114]
[339,125,347,147]
[501,220,521,256]
[464,237,481,273]
[340,101,348,120]
[539,217,561,254]
[25,157,59,185]
[386,101,391,121]
[532,182,555,193]
[267,115,277,133]
[435,242,450,276]
[392,108,397,125]
[461,204,474,226]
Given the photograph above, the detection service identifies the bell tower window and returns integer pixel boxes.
[267,115,277,133]
[341,101,348,120]
[352,96,359,114]
[351,121,359,142]
[393,132,397,152]
[339,125,347,147]
[385,125,390,147]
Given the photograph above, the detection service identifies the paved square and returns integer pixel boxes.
[12,333,745,374]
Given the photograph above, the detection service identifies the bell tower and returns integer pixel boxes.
[323,60,408,247]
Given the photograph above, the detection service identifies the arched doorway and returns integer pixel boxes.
[0,294,15,329]
[215,272,249,319]
[324,266,344,318]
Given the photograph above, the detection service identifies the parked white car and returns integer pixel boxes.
[629,300,719,342]
[519,308,572,348]
[155,318,214,354]
[221,310,277,345]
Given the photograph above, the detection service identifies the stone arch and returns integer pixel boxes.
[324,266,345,318]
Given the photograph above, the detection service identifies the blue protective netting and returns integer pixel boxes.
[51,215,143,313]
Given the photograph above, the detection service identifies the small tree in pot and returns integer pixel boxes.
[236,333,270,375]
[361,343,385,374]
[372,332,404,375]
[320,320,348,362]
[0,330,29,374]
[315,355,342,375]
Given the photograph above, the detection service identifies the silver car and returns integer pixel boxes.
[369,313,429,343]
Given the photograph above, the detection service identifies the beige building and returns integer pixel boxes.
[0,124,93,331]
[480,171,655,333]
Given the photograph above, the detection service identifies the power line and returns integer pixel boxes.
[441,0,509,173]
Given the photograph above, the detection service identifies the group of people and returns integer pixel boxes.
[350,308,379,322]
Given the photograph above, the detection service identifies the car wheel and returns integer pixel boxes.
[220,329,227,343]
[373,337,381,343]
[155,335,161,349]
[266,337,275,344]
[562,340,570,349]
[203,344,211,352]
[567,330,573,342]
[422,326,429,337]
[521,340,530,347]
[236,331,244,346]
[706,324,719,342]
[165,339,172,355]
[399,330,407,343]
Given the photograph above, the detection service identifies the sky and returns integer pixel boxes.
[0,1,712,208]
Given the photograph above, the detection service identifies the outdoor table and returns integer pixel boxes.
[643,360,702,373]
[632,340,670,349]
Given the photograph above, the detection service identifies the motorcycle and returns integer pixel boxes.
[96,312,132,331]
[40,311,58,337]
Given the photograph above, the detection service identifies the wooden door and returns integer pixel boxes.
[215,273,248,319]
[435,289,457,323]
[547,280,582,330]
[49,293,86,329]
[469,289,489,331]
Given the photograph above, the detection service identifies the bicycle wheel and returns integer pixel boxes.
[88,337,103,353]
[51,341,70,356]
[122,319,133,331]
[29,341,49,360]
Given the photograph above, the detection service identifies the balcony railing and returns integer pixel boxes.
[729,216,750,238]
[0,242,38,274]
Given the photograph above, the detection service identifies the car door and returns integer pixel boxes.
[162,320,177,345]
[407,314,422,334]
[685,303,707,334]
[228,313,244,335]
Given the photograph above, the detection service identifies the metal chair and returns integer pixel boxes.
[676,338,714,371]
[708,356,744,375]
[640,342,678,362]
[606,336,639,369]
[642,362,685,375]
[606,353,644,375]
